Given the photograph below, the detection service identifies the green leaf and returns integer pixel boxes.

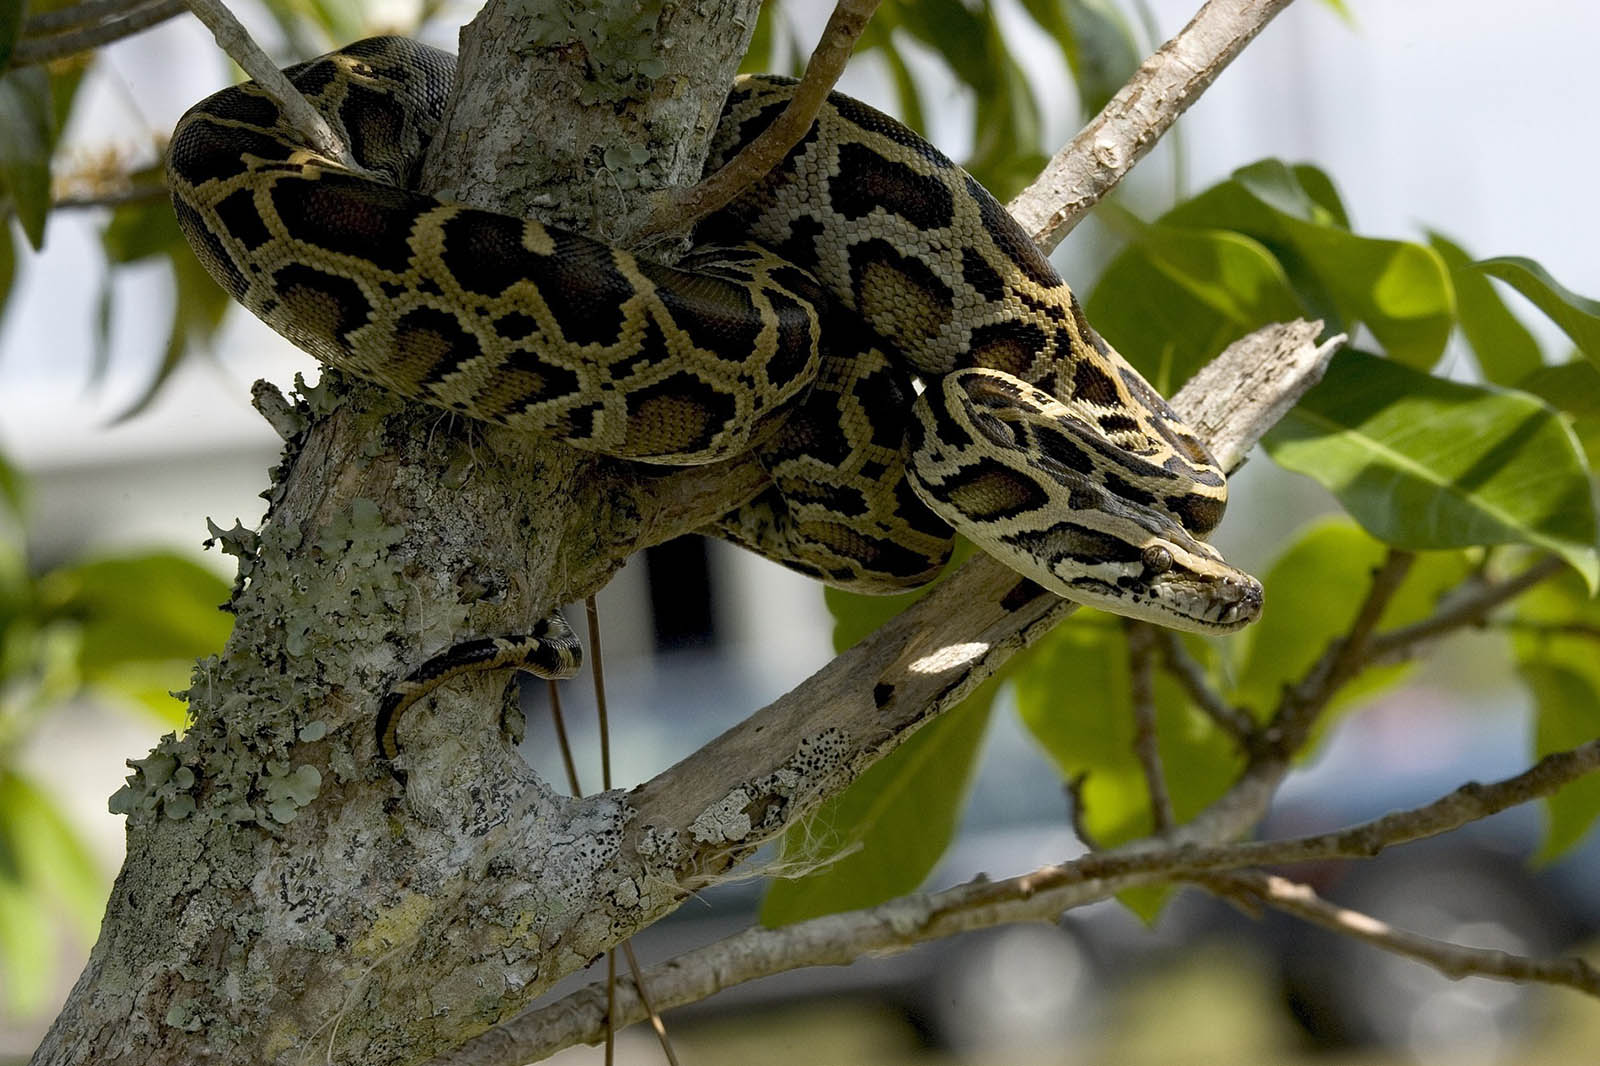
[1291,163,1351,230]
[0,877,51,1014]
[0,446,22,518]
[0,771,102,939]
[1510,572,1600,859]
[1018,0,1140,118]
[102,197,186,263]
[760,680,996,926]
[1476,256,1600,368]
[1517,361,1600,467]
[1014,612,1240,917]
[1229,159,1341,226]
[1088,225,1301,393]
[1520,664,1600,862]
[37,551,232,688]
[1166,163,1455,368]
[1230,519,1472,722]
[1265,350,1600,590]
[0,67,55,249]
[0,770,103,1014]
[101,201,233,419]
[1428,233,1542,386]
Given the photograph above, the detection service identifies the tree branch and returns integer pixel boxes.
[637,0,882,239]
[1264,548,1415,757]
[1368,554,1569,662]
[12,0,184,66]
[1205,871,1600,997]
[176,0,357,170]
[1152,627,1255,744]
[1126,622,1174,831]
[489,736,1600,1060]
[1008,0,1299,252]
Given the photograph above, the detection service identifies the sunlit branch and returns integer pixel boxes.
[1203,871,1600,996]
[1009,0,1299,251]
[178,0,357,170]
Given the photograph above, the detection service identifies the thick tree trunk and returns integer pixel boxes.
[31,3,767,1063]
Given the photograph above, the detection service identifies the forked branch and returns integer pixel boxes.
[489,737,1600,1060]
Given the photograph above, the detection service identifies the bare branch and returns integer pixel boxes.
[493,737,1600,1059]
[637,0,882,238]
[1266,548,1416,756]
[1125,622,1174,831]
[12,0,184,66]
[1009,0,1299,251]
[52,183,167,210]
[1369,555,1569,662]
[178,0,358,170]
[1208,871,1600,997]
[1152,627,1255,744]
[1497,619,1600,646]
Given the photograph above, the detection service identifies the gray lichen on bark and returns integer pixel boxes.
[32,2,774,1063]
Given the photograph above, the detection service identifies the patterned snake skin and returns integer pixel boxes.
[165,38,1263,760]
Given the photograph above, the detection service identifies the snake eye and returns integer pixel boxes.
[1141,545,1174,576]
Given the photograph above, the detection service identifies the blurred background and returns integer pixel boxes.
[2,0,1598,1061]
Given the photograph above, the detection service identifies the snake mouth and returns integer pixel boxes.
[1045,567,1264,634]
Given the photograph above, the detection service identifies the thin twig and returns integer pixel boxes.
[586,597,612,793]
[1203,871,1600,996]
[582,596,677,1065]
[1151,627,1255,744]
[637,0,881,238]
[177,0,357,170]
[12,0,185,66]
[24,0,162,34]
[546,680,583,796]
[1125,622,1174,832]
[1496,619,1600,645]
[620,941,680,1066]
[1267,549,1415,755]
[52,184,168,210]
[1009,0,1299,251]
[1368,555,1568,662]
[462,738,1600,1059]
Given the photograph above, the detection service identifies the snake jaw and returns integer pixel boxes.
[907,369,1264,634]
[1020,530,1264,634]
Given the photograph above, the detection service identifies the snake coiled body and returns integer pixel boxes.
[167,38,1262,758]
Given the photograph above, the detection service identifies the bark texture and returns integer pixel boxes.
[32,2,769,1063]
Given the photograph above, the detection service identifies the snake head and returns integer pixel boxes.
[905,368,1263,634]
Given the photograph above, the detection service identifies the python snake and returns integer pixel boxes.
[166,37,1263,761]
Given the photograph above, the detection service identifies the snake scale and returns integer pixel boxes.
[166,37,1263,762]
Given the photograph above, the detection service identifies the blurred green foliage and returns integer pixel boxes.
[0,466,232,1015]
